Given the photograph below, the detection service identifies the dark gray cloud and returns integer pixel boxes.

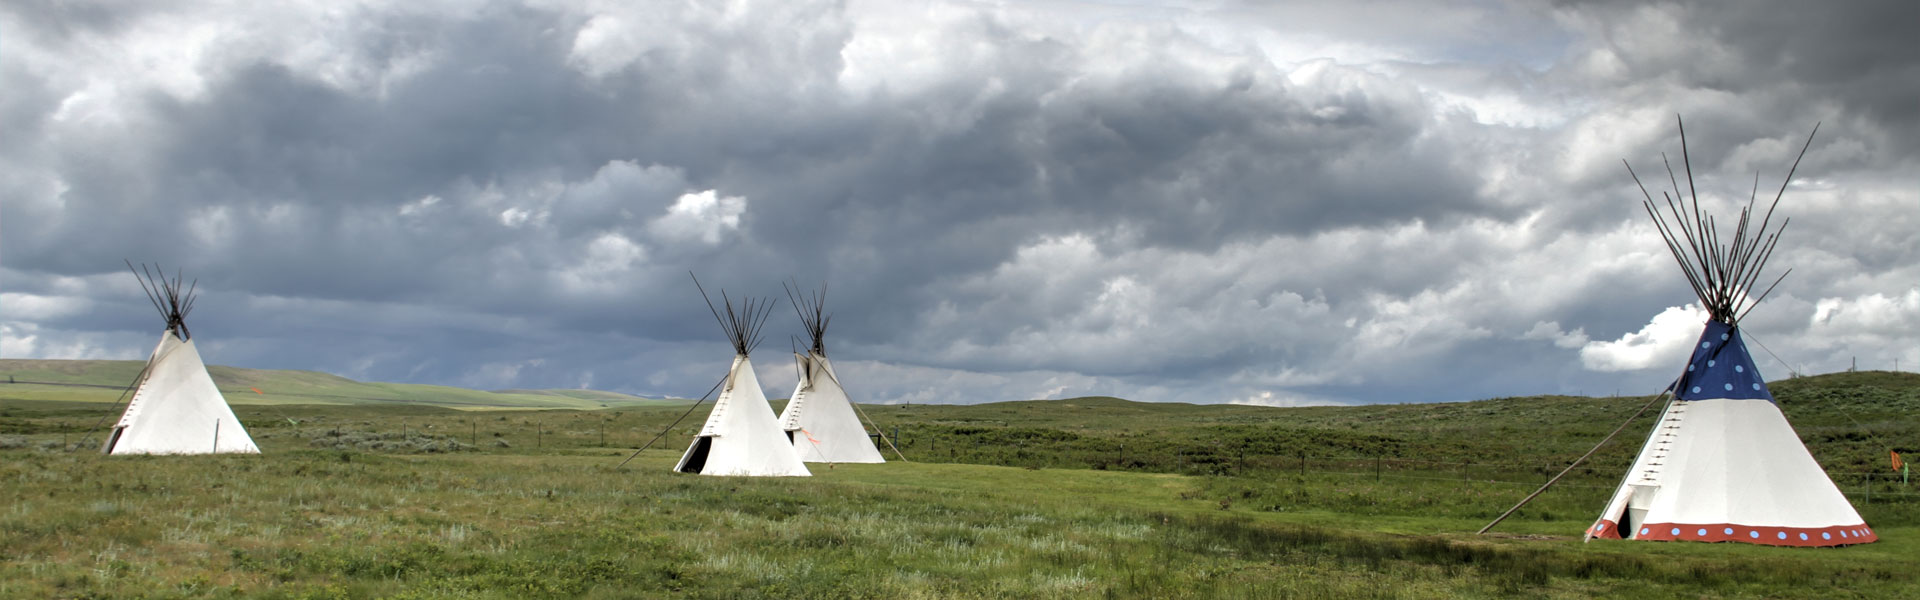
[3,0,1916,405]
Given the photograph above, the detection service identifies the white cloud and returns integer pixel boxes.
[1580,305,1709,372]
[0,293,94,321]
[647,190,746,245]
[399,194,442,217]
[0,322,142,360]
[1811,289,1920,335]
[1523,321,1590,349]
[567,14,651,79]
[4,0,1917,405]
[500,207,535,227]
[1227,389,1344,408]
[556,233,647,294]
[0,323,37,357]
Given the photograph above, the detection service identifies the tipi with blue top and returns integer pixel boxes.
[1585,120,1872,547]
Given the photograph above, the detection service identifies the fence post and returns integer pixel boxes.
[1297,451,1305,477]
[1375,457,1382,482]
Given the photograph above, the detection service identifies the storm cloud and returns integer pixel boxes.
[4,0,1916,405]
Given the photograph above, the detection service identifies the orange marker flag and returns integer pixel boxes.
[1893,450,1905,472]
[250,387,264,395]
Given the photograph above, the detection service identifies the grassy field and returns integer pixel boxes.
[2,368,1917,598]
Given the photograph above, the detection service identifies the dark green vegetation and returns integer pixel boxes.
[2,365,1916,598]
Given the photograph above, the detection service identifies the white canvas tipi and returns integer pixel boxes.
[1586,121,1871,547]
[778,283,885,464]
[102,264,259,455]
[673,280,810,477]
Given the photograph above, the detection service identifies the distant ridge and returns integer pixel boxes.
[0,359,677,410]
[5,359,1909,411]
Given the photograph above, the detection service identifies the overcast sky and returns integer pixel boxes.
[3,0,1916,406]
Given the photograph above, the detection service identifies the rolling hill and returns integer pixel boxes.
[0,359,677,410]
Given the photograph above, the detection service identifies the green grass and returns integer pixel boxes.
[2,368,1917,597]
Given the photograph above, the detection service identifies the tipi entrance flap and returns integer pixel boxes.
[1624,485,1657,538]
[675,436,714,473]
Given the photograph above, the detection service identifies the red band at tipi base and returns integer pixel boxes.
[1589,520,1877,547]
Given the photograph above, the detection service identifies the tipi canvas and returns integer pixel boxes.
[778,283,885,464]
[102,264,259,455]
[674,279,810,477]
[1586,121,1871,547]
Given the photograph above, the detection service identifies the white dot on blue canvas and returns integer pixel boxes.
[1688,364,1695,371]
[1753,383,1761,390]
[1724,383,1733,391]
[1708,360,1715,367]
[1735,365,1744,373]
[1721,333,1729,340]
[1702,341,1711,348]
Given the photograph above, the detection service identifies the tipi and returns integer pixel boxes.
[673,278,810,477]
[777,283,885,464]
[102,263,259,455]
[1586,120,1872,547]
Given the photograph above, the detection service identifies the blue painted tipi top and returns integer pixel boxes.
[1674,320,1773,401]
